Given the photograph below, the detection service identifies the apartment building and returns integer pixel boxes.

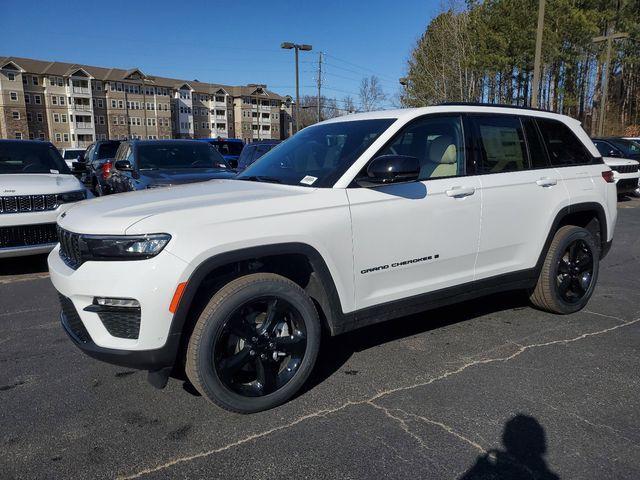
[0,56,293,148]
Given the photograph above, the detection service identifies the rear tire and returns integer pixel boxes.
[530,225,599,314]
[186,273,321,413]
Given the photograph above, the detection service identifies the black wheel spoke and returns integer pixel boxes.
[230,318,257,340]
[275,332,306,354]
[255,358,278,394]
[557,239,594,304]
[258,298,279,335]
[558,275,571,295]
[568,242,578,263]
[558,260,570,274]
[218,347,252,380]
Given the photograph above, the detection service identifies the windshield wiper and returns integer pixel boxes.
[240,175,282,184]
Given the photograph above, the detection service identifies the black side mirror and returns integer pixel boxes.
[366,155,420,184]
[115,160,133,171]
[71,161,87,172]
[609,150,622,158]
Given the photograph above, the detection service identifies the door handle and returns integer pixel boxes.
[445,186,476,197]
[536,177,557,187]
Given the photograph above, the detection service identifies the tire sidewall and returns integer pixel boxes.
[194,278,321,413]
[549,227,599,313]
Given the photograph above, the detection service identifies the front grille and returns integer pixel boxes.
[0,194,58,214]
[97,309,141,339]
[0,223,57,249]
[57,226,83,269]
[617,178,638,190]
[610,164,639,174]
[58,294,92,343]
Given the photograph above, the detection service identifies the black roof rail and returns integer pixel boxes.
[438,102,555,113]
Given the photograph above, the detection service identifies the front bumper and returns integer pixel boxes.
[49,245,191,370]
[613,171,640,194]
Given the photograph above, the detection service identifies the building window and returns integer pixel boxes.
[118,100,124,109]
[27,112,33,121]
[12,111,20,120]
[53,113,60,123]
[32,75,39,85]
[29,132,35,139]
[52,95,58,105]
[63,133,69,142]
[24,93,30,104]
[116,82,123,92]
[111,100,117,108]
[99,116,105,125]
[61,114,67,123]
[37,113,43,122]
[96,81,102,91]
[15,132,22,140]
[10,92,18,101]
[39,133,45,140]
[59,96,65,105]
[55,133,62,142]
[97,99,103,108]
[7,72,15,81]
[34,95,41,104]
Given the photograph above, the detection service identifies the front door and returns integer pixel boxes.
[347,114,482,310]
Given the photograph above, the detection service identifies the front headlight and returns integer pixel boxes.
[58,190,87,204]
[82,233,171,260]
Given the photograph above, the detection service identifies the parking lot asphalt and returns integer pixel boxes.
[1,199,640,480]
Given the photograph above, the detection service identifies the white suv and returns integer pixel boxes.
[1,140,87,258]
[48,105,617,413]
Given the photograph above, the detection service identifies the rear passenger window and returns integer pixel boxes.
[470,115,527,174]
[522,117,549,168]
[536,119,593,166]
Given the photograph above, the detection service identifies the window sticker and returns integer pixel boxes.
[300,175,317,186]
[50,169,59,174]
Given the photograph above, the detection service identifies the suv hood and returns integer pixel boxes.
[0,173,83,195]
[141,168,236,186]
[57,179,317,235]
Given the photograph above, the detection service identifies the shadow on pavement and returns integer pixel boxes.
[0,254,49,276]
[459,414,559,480]
[305,290,531,393]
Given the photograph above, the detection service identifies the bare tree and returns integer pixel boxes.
[342,96,356,113]
[359,75,387,111]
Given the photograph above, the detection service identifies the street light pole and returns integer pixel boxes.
[281,42,313,133]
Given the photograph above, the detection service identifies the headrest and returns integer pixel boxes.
[429,136,457,165]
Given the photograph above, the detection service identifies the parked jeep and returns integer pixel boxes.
[49,105,617,413]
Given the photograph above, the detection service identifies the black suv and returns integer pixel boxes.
[79,140,122,196]
[105,140,236,193]
[592,137,640,161]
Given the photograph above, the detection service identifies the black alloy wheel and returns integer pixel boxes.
[556,239,594,304]
[214,297,307,397]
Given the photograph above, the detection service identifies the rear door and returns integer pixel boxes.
[470,114,569,279]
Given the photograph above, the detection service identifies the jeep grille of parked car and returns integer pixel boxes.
[58,294,92,343]
[610,164,639,174]
[0,194,58,214]
[57,226,83,269]
[0,223,58,249]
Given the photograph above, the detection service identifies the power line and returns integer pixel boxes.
[322,53,398,83]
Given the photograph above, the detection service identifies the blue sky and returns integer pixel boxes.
[2,0,438,109]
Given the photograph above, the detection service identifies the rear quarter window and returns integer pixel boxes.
[536,118,595,166]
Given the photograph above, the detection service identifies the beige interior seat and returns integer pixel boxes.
[421,135,458,178]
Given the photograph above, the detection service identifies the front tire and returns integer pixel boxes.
[530,225,599,314]
[186,273,321,413]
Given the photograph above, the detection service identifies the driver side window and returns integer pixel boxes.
[377,115,465,180]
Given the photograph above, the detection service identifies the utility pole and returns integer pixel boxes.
[317,52,323,123]
[531,0,545,108]
[281,42,313,133]
[593,26,629,136]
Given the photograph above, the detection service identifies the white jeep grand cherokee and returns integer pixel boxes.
[49,105,617,413]
[1,140,87,258]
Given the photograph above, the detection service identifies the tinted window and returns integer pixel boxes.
[376,115,464,180]
[212,141,243,156]
[536,119,592,166]
[62,149,83,160]
[607,138,640,157]
[96,142,120,159]
[237,119,394,187]
[522,117,549,168]
[470,115,527,174]
[137,143,228,170]
[0,142,70,174]
[237,145,256,170]
[593,140,618,157]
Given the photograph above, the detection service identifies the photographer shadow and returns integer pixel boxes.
[459,414,559,480]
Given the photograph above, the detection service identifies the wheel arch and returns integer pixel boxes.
[169,243,346,366]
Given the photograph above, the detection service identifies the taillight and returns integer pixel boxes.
[602,170,615,183]
[101,161,112,180]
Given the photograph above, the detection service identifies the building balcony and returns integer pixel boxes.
[72,86,90,95]
[71,104,92,112]
[74,122,94,132]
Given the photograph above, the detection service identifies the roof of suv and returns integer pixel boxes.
[126,139,209,147]
[320,104,581,126]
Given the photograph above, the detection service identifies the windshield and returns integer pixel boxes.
[0,142,71,174]
[237,119,395,187]
[96,142,121,159]
[138,143,229,170]
[212,141,244,156]
[607,138,640,156]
